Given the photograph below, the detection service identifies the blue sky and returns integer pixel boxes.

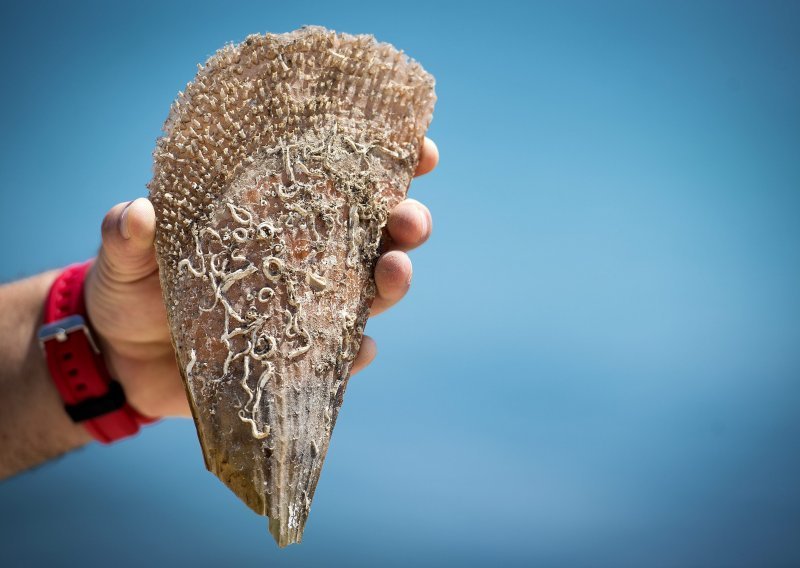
[1,1,799,566]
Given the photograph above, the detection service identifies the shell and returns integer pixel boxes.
[148,26,436,546]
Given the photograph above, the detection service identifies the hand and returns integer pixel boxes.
[84,138,439,418]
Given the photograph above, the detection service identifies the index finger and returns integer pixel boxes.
[414,137,439,177]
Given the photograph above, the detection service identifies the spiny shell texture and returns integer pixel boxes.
[148,26,435,546]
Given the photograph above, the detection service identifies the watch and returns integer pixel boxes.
[38,260,157,443]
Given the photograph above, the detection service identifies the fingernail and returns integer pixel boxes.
[415,205,430,238]
[119,201,134,239]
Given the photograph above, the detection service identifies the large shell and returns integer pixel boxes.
[148,26,436,546]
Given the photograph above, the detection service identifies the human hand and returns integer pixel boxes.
[83,138,439,418]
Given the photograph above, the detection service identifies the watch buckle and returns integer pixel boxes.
[38,314,101,354]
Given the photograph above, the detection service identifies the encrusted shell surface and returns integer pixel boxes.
[148,26,435,546]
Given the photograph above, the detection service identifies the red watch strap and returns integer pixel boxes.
[40,260,156,444]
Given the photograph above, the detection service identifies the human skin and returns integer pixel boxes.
[0,138,438,478]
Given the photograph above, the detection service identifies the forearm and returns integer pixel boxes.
[0,271,91,478]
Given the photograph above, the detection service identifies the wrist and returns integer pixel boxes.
[0,272,90,478]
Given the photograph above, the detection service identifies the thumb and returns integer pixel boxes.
[97,197,158,283]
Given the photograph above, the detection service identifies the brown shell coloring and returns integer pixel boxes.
[147,26,436,546]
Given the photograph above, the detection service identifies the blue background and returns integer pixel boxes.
[1,1,799,566]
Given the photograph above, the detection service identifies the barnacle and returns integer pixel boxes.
[149,26,435,546]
